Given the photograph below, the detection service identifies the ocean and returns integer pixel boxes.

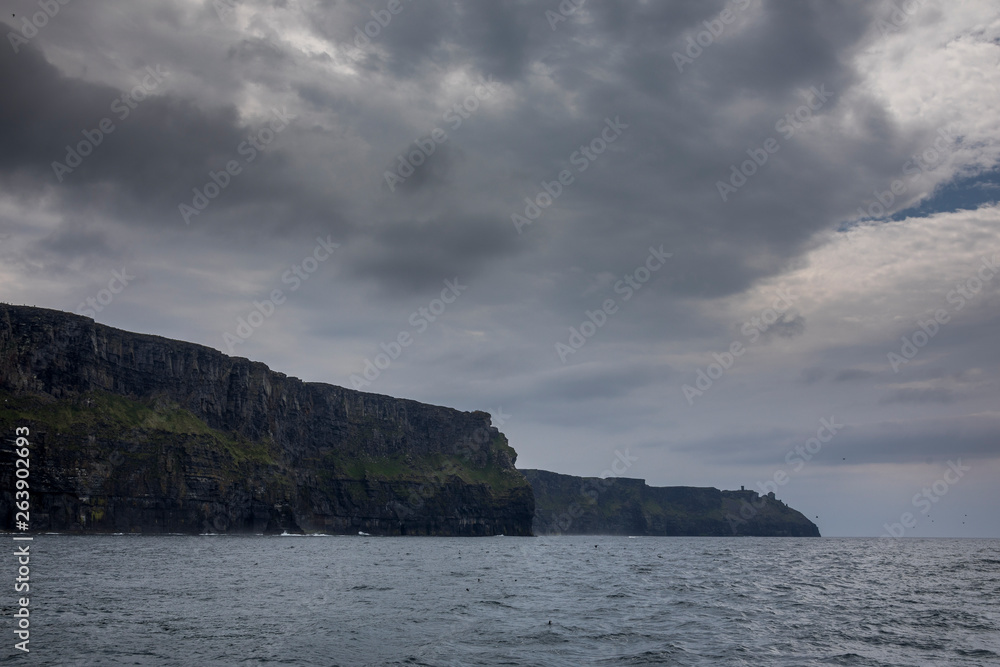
[6,535,999,665]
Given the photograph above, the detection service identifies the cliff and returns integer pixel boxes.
[0,304,533,535]
[522,469,819,537]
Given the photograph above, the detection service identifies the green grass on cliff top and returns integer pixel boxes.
[0,390,275,465]
[322,437,526,493]
[0,390,527,493]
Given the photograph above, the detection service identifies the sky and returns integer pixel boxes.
[1,0,998,538]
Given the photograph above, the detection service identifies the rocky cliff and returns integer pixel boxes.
[0,304,533,535]
[522,469,819,537]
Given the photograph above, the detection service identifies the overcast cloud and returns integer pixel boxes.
[2,0,998,537]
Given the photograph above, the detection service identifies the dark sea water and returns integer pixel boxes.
[5,535,999,666]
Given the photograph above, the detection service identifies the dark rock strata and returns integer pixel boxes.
[522,469,820,537]
[0,304,533,536]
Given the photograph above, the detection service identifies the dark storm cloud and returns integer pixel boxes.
[227,1,944,303]
[0,31,339,239]
[0,36,239,193]
[702,0,871,97]
[314,0,549,81]
[385,141,458,194]
[0,0,970,329]
[449,1,538,81]
[448,1,887,303]
[1,0,956,301]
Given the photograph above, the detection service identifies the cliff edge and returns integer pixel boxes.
[0,304,533,535]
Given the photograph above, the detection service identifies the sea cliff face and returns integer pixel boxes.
[522,469,820,537]
[0,305,533,535]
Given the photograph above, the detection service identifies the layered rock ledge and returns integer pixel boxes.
[0,304,533,536]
